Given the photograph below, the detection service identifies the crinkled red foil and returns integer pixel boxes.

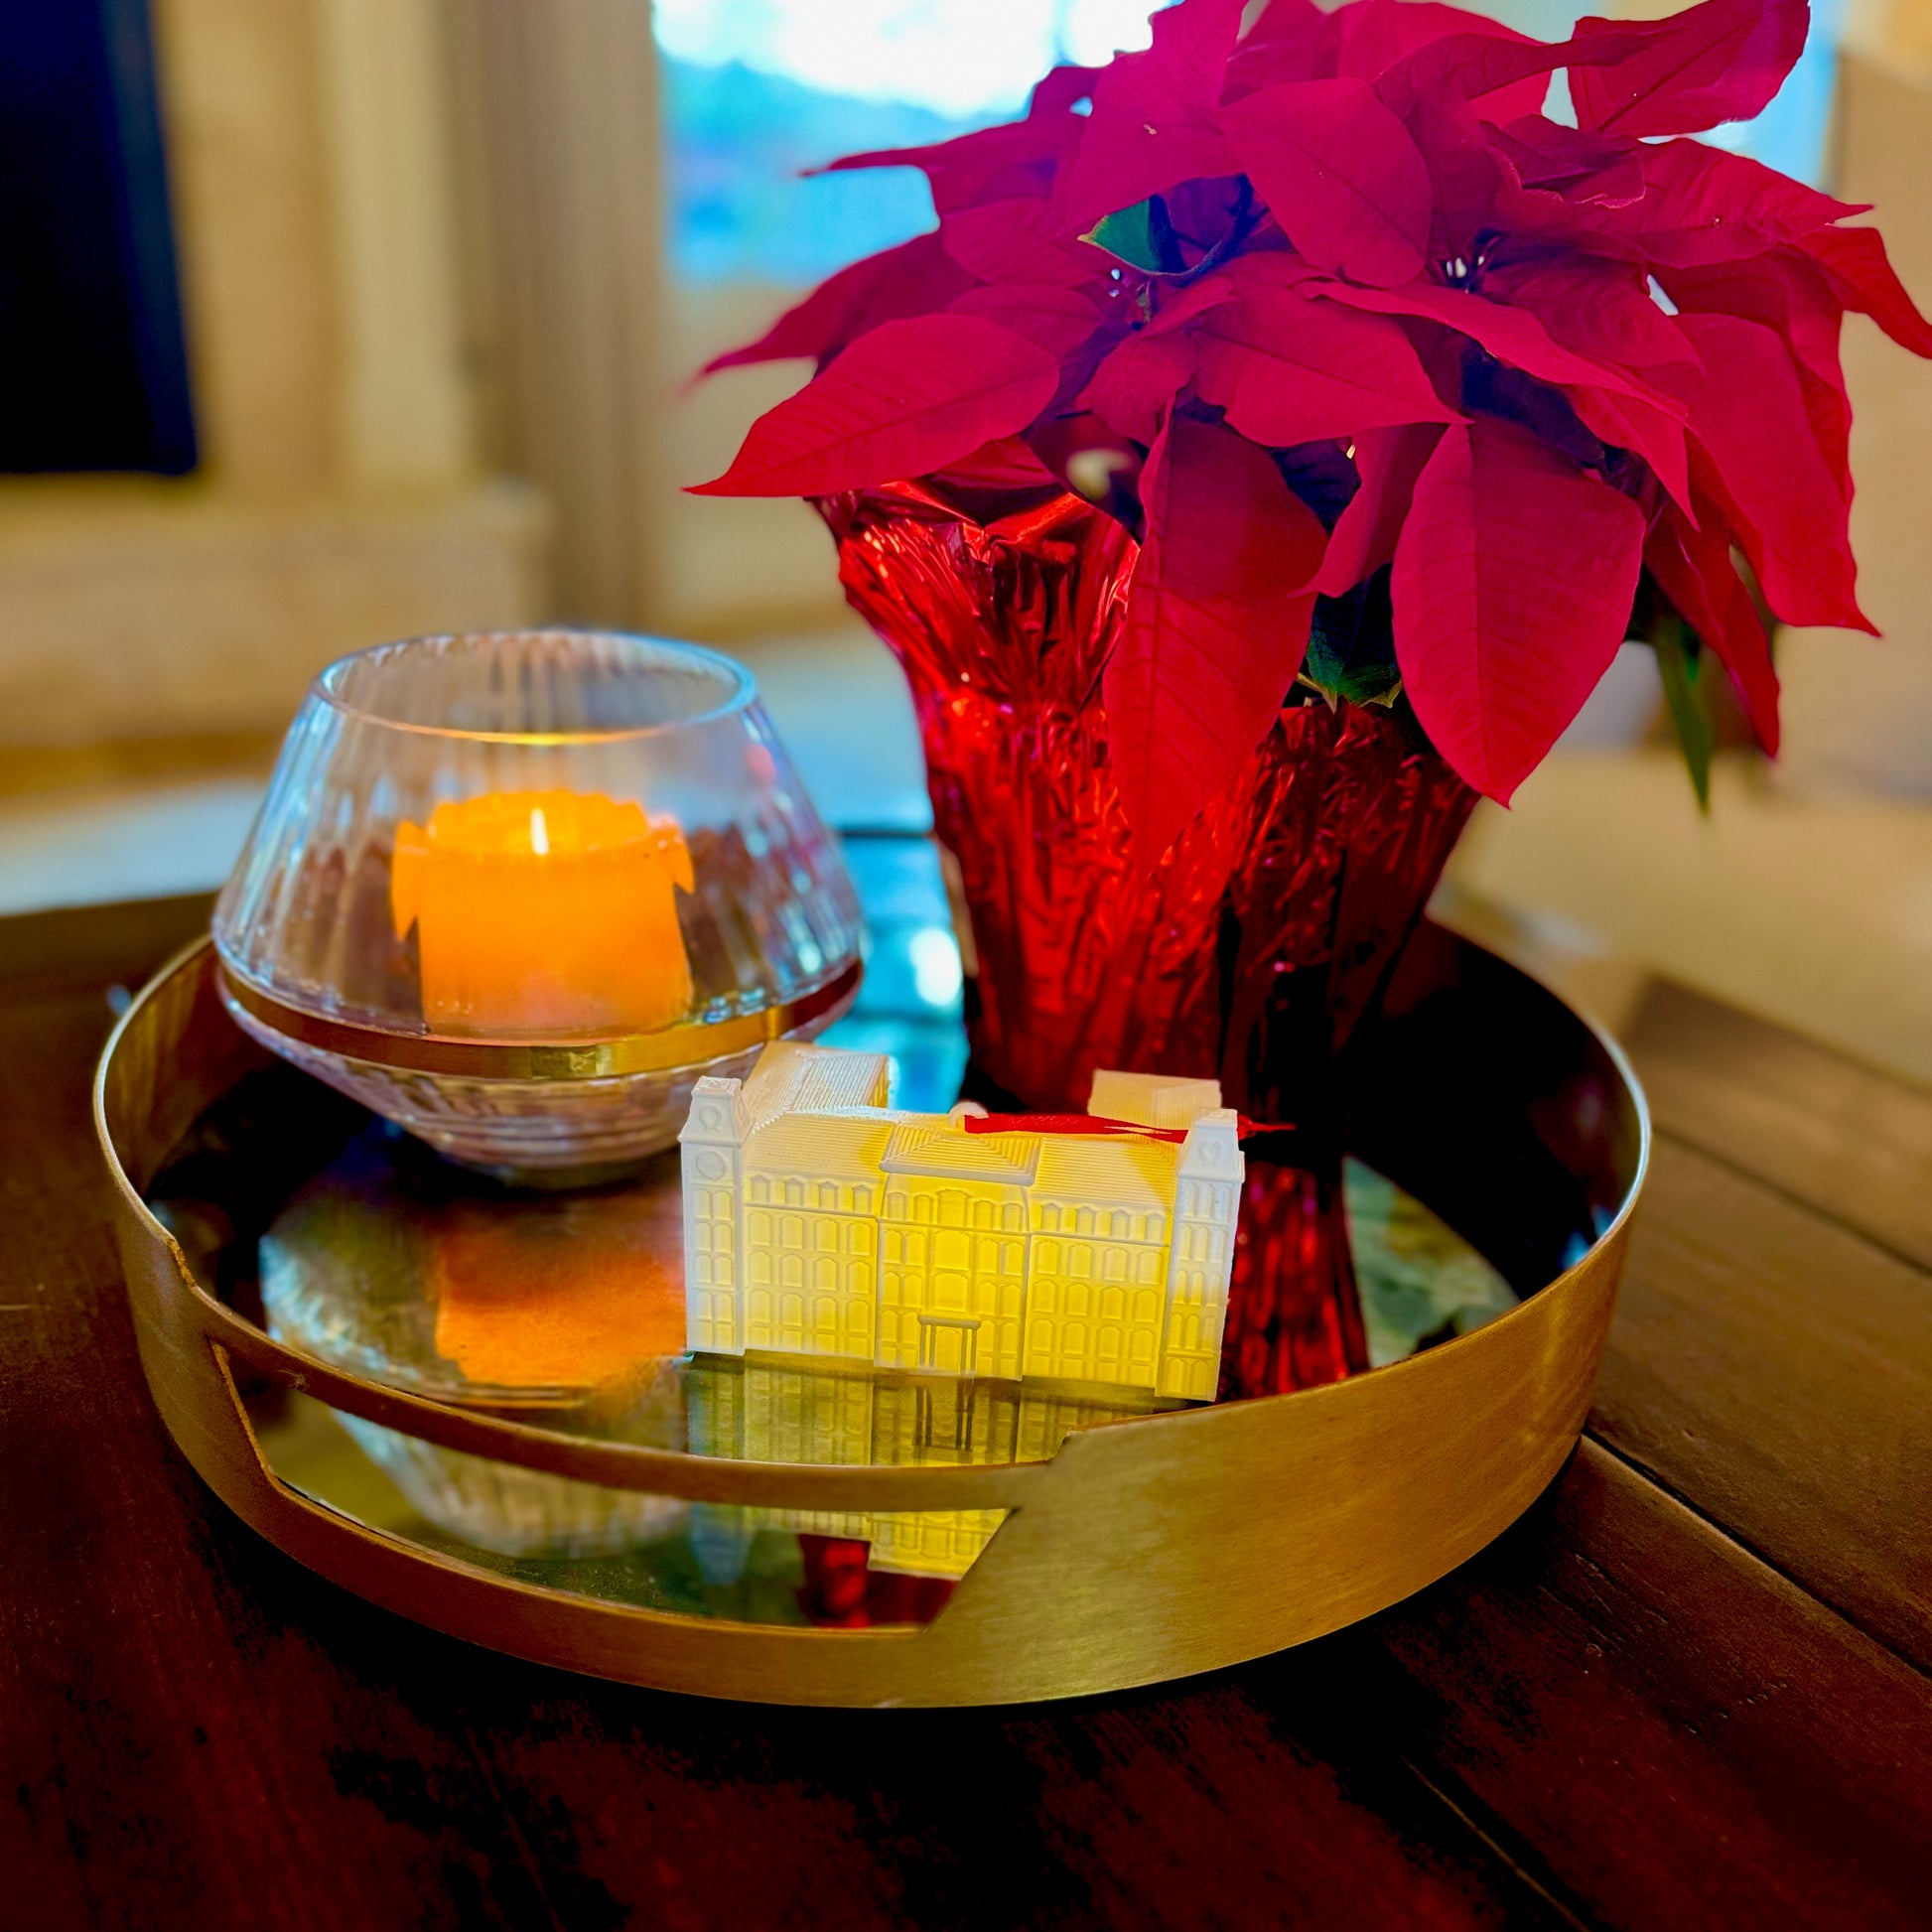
[820,477,1476,1395]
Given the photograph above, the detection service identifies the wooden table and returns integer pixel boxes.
[4,892,1929,1931]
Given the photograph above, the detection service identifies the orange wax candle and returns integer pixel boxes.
[391,789,694,1035]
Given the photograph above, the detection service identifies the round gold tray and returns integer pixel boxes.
[96,926,1646,1707]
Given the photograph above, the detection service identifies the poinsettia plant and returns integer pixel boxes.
[695,0,1932,855]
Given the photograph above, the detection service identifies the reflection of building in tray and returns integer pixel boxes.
[680,1043,1243,1400]
[684,1357,1160,1580]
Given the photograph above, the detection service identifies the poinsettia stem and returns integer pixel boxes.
[1635,570,1715,811]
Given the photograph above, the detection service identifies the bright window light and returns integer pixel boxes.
[908,924,965,1009]
[1061,0,1162,66]
[653,0,1161,119]
[654,0,1169,279]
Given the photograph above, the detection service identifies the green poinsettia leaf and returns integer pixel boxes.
[1082,194,1185,274]
[1637,577,1714,812]
[1302,571,1403,709]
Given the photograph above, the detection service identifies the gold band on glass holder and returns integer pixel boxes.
[218,959,864,1081]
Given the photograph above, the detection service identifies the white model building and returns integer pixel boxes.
[680,1042,1243,1401]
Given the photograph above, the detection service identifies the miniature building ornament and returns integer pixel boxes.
[680,1043,1244,1400]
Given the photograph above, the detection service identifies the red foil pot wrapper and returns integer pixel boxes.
[818,472,1476,1396]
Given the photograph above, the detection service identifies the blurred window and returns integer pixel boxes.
[654,0,1167,284]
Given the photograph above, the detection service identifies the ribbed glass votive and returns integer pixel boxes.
[213,630,866,1182]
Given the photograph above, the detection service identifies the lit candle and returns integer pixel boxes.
[391,789,694,1035]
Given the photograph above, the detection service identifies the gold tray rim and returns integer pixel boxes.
[216,955,864,1080]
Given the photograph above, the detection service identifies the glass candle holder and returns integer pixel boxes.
[213,631,866,1183]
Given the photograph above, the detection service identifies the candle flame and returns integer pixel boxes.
[528,806,550,857]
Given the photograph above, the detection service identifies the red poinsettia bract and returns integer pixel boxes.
[695,0,1932,852]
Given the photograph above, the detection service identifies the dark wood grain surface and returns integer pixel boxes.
[4,894,1928,1932]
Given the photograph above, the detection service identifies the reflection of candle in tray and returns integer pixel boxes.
[430,1200,686,1390]
[391,789,694,1035]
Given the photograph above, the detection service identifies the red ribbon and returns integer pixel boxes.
[959,1111,1280,1144]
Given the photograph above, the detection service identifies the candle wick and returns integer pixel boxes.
[529,807,550,857]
